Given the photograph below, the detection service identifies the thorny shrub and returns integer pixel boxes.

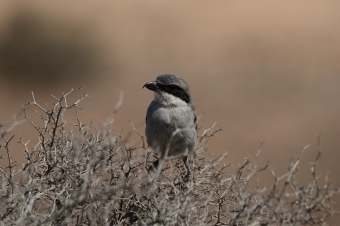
[0,88,339,225]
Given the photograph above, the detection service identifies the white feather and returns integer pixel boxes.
[154,91,187,106]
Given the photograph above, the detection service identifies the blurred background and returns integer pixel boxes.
[0,0,339,222]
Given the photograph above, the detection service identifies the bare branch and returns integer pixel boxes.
[0,89,338,226]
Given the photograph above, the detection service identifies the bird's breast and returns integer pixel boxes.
[153,105,194,128]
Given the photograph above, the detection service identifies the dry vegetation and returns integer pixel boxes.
[0,89,339,225]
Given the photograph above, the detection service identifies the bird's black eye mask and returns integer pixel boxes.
[157,83,191,103]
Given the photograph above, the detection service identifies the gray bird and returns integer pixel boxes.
[143,74,197,180]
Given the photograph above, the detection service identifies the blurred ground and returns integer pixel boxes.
[0,1,340,223]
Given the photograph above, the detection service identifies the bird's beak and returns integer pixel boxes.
[143,81,159,91]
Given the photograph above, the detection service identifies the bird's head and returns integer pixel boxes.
[143,74,193,106]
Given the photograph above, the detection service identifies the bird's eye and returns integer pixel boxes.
[169,84,179,90]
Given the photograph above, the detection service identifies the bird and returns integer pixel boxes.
[143,74,197,180]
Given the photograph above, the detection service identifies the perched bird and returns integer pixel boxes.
[143,74,197,180]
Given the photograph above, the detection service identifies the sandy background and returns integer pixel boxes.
[0,1,339,223]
